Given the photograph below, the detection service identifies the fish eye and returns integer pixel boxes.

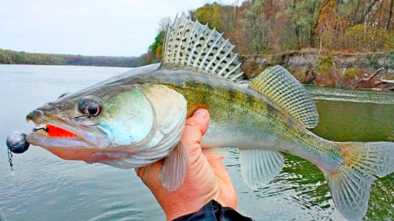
[78,97,102,117]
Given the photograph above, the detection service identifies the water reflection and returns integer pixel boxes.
[0,65,392,221]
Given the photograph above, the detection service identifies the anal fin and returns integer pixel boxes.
[240,149,284,190]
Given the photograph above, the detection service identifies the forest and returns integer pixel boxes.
[2,0,394,89]
[0,48,145,67]
[147,0,394,90]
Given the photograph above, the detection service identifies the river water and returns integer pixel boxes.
[0,65,392,221]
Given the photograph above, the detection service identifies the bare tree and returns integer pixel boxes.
[386,0,394,29]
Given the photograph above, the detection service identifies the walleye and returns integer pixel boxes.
[17,17,393,221]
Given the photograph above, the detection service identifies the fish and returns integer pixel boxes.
[22,17,393,221]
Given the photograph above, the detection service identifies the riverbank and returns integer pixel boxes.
[241,49,394,90]
[0,48,145,67]
[145,1,394,91]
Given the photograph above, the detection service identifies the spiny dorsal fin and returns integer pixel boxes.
[250,65,319,128]
[162,16,244,82]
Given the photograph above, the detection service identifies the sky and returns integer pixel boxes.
[0,0,242,57]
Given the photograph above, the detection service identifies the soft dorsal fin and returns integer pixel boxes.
[162,16,244,82]
[250,65,319,128]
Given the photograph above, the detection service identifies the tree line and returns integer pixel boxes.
[0,48,145,67]
[147,0,394,61]
[145,0,394,90]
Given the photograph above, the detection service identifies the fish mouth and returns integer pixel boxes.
[26,120,122,163]
[27,122,92,149]
[26,115,112,150]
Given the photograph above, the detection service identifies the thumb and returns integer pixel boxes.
[135,109,209,179]
[181,109,210,155]
[188,109,209,135]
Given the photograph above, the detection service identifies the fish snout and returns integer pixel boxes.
[26,109,45,124]
[26,101,61,123]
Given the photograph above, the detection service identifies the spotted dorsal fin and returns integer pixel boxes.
[250,65,319,128]
[162,16,244,82]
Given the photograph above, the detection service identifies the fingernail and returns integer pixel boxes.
[194,109,207,121]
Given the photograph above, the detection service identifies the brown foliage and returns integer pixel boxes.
[147,0,394,90]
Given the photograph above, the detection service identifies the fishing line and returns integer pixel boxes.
[7,147,13,171]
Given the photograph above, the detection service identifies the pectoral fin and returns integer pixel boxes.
[159,143,188,191]
[240,149,284,190]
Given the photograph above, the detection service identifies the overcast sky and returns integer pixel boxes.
[0,0,242,57]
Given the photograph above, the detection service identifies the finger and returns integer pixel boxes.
[204,151,233,185]
[136,109,209,184]
[202,149,224,160]
[181,109,209,156]
[186,109,209,135]
[135,161,162,184]
[202,150,238,208]
[135,168,142,177]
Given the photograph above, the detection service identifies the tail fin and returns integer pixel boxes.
[326,142,394,221]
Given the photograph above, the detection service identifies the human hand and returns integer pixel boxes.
[136,109,237,221]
